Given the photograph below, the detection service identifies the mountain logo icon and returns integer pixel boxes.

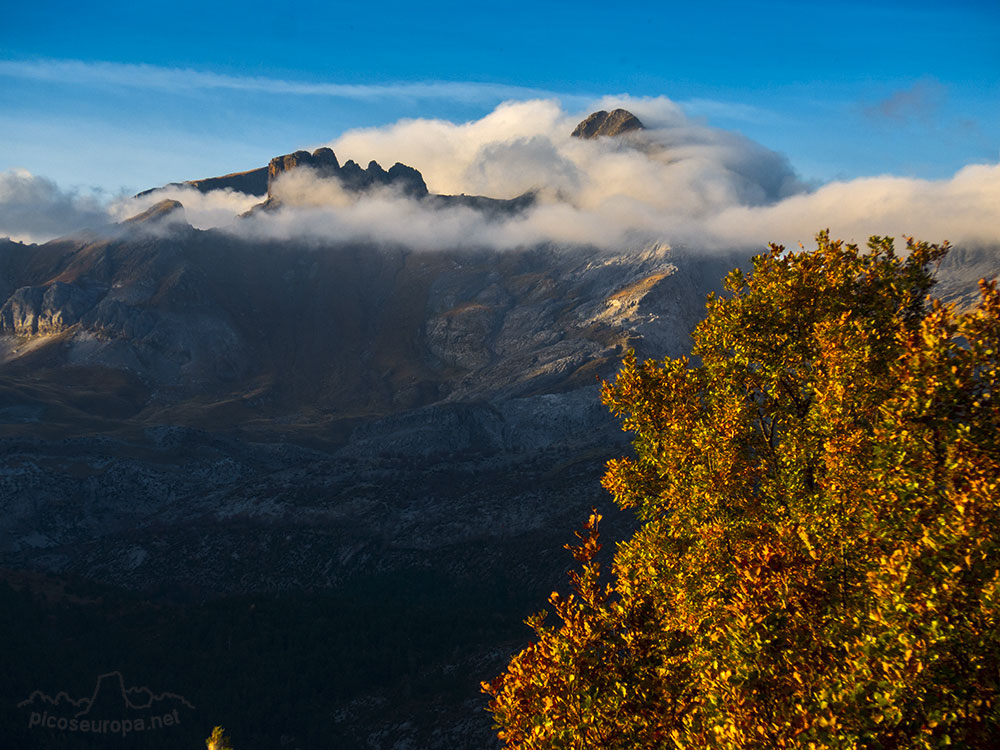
[18,671,194,736]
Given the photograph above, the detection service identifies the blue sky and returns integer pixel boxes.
[1,0,998,198]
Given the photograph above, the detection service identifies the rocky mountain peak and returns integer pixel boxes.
[140,146,533,216]
[267,147,340,184]
[571,108,645,139]
[122,198,188,227]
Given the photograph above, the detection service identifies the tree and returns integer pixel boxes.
[484,232,1000,748]
[206,725,234,750]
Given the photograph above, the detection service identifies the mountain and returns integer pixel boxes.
[0,224,725,418]
[0,215,742,586]
[0,164,742,746]
[2,116,994,749]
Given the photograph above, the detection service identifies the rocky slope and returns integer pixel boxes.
[136,166,269,198]
[0,212,742,570]
[0,209,737,417]
[0,198,742,748]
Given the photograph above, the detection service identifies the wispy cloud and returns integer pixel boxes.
[0,58,565,104]
[677,98,778,125]
[863,79,947,124]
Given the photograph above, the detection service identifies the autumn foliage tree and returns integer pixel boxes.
[206,725,234,750]
[484,232,1000,748]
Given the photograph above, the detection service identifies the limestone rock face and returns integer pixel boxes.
[571,108,645,138]
[267,147,340,185]
[0,282,101,334]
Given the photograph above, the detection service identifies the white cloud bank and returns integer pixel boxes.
[3,98,999,251]
[704,163,1000,250]
[108,186,261,230]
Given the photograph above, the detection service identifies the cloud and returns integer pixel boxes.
[329,98,802,207]
[863,79,946,124]
[0,172,261,243]
[240,97,1000,251]
[0,58,562,104]
[238,176,658,251]
[109,186,260,230]
[699,162,1000,250]
[0,170,110,243]
[5,98,999,253]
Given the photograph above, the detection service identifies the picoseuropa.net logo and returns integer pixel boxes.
[17,671,195,737]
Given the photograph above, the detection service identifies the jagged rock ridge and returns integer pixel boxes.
[255,146,538,214]
[141,146,535,216]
